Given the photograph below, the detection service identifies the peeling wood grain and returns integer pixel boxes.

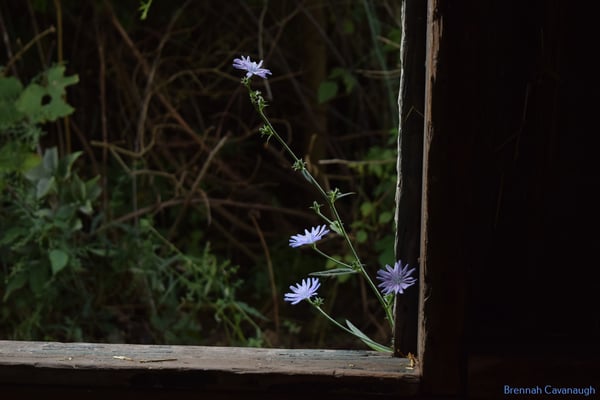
[0,341,419,397]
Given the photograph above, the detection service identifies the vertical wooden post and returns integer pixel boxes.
[394,0,426,357]
[417,0,467,395]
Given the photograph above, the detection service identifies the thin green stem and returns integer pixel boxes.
[310,302,354,336]
[311,245,354,269]
[310,301,390,352]
[244,79,394,329]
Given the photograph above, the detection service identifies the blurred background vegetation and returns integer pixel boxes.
[0,0,402,349]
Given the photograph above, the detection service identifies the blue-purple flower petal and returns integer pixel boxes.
[289,225,330,248]
[232,55,272,79]
[284,277,321,305]
[376,260,417,295]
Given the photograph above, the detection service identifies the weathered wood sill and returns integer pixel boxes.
[0,340,420,399]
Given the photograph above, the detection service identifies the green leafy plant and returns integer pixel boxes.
[0,65,78,189]
[0,63,264,345]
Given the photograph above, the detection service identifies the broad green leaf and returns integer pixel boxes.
[0,142,39,175]
[85,176,102,201]
[42,147,59,172]
[317,80,338,104]
[35,176,56,198]
[0,75,24,129]
[15,83,46,122]
[69,217,83,232]
[379,211,393,224]
[49,249,69,275]
[79,200,94,215]
[330,67,357,94]
[0,227,26,245]
[57,150,82,179]
[22,151,41,171]
[356,229,368,243]
[24,159,49,181]
[360,201,374,217]
[55,204,77,220]
[3,269,27,301]
[0,75,23,100]
[15,65,79,123]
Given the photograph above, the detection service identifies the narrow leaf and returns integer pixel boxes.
[329,221,343,235]
[346,320,393,353]
[310,268,357,277]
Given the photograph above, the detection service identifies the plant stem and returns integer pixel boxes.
[311,245,354,269]
[245,81,394,328]
[310,303,355,336]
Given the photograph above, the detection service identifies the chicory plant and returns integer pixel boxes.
[233,55,416,353]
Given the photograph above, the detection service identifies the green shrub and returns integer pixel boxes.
[0,65,263,345]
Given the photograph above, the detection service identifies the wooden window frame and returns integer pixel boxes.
[0,1,466,398]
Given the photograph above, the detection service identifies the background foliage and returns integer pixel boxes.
[0,0,401,349]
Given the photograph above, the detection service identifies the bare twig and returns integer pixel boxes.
[168,134,229,240]
[250,212,280,339]
[4,26,56,72]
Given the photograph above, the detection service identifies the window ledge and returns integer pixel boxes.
[0,340,419,398]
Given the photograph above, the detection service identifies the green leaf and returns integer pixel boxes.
[49,249,69,275]
[235,301,268,321]
[0,142,39,175]
[15,65,79,123]
[334,191,355,200]
[317,80,338,104]
[330,68,357,94]
[35,176,56,198]
[3,269,28,301]
[57,151,82,180]
[0,227,26,245]
[379,211,393,224]
[15,83,46,122]
[79,200,93,215]
[345,320,393,353]
[0,75,24,129]
[42,147,59,172]
[87,246,118,257]
[356,229,368,243]
[329,221,343,235]
[360,202,374,217]
[309,267,358,277]
[85,176,102,201]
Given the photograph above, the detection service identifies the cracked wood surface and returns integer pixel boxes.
[0,340,419,397]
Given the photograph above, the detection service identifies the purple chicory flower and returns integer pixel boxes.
[284,277,321,305]
[376,260,417,295]
[232,55,272,79]
[289,225,330,248]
